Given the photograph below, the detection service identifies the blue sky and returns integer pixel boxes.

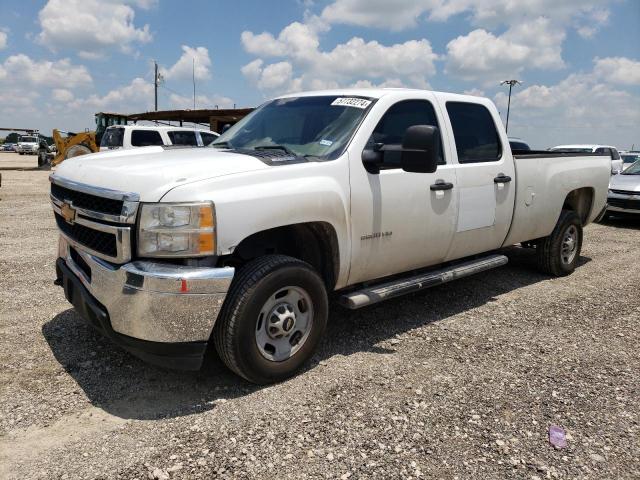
[1,0,639,149]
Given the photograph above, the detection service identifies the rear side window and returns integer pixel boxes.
[367,99,445,168]
[446,102,502,163]
[200,132,217,146]
[131,130,163,147]
[101,127,124,148]
[168,130,198,146]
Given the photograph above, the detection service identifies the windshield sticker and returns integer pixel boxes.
[319,139,333,146]
[331,97,372,109]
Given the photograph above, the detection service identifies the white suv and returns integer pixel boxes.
[100,125,218,151]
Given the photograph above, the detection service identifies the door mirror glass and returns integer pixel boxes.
[400,125,439,173]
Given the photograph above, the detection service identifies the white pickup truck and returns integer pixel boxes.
[51,89,610,384]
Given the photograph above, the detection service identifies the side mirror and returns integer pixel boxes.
[400,125,439,173]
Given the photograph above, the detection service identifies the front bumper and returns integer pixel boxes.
[56,235,234,369]
[607,193,640,215]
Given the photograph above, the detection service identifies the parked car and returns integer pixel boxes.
[99,125,218,151]
[605,160,640,217]
[550,144,623,174]
[508,137,531,151]
[17,135,40,155]
[621,152,640,169]
[2,143,15,151]
[51,88,610,384]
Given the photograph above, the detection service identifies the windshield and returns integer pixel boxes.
[550,147,593,153]
[622,160,640,175]
[100,127,124,148]
[20,136,36,143]
[211,95,375,160]
[622,154,640,163]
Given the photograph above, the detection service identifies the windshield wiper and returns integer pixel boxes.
[211,141,231,149]
[253,144,297,156]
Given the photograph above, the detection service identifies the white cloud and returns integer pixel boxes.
[241,20,437,95]
[161,45,212,81]
[0,31,7,50]
[321,0,438,31]
[320,0,613,31]
[52,88,74,102]
[445,18,565,82]
[463,88,485,97]
[493,71,640,148]
[0,54,92,88]
[76,77,153,111]
[168,93,234,110]
[593,57,640,86]
[36,0,152,57]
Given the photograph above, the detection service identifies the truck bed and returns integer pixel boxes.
[503,152,611,247]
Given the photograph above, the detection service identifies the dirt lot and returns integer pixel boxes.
[0,165,638,479]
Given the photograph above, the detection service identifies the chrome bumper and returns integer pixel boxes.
[58,235,234,343]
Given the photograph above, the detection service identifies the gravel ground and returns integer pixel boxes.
[0,168,638,479]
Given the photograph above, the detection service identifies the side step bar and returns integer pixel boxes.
[339,254,508,309]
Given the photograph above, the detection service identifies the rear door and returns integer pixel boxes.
[440,99,516,261]
[348,95,458,284]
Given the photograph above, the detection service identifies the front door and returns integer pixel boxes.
[348,97,459,284]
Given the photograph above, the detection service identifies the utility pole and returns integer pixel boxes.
[192,58,196,110]
[500,79,522,133]
[154,61,158,111]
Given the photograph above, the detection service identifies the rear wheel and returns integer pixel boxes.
[536,210,583,276]
[213,255,328,384]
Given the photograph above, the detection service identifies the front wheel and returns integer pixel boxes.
[536,210,583,276]
[213,255,328,384]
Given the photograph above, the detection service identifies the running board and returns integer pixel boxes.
[339,254,508,309]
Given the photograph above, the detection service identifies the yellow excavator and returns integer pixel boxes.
[50,112,128,166]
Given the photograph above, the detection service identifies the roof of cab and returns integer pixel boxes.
[276,87,487,103]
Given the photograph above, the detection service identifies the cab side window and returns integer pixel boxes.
[168,130,198,146]
[131,130,164,147]
[200,132,217,146]
[446,102,502,163]
[366,100,444,169]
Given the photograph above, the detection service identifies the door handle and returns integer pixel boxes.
[430,181,454,191]
[494,174,512,183]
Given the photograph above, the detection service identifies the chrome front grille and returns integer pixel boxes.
[50,176,139,264]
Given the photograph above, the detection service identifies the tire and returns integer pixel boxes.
[536,210,583,277]
[64,144,93,159]
[213,255,328,384]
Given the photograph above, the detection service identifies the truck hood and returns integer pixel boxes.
[609,173,640,191]
[52,147,269,201]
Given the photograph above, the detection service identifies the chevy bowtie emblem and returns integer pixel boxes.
[61,202,76,224]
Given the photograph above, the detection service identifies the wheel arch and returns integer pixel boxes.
[562,187,594,225]
[222,221,340,290]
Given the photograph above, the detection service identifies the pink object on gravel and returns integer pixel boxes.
[549,425,567,449]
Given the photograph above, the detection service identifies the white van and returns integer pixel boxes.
[99,125,218,151]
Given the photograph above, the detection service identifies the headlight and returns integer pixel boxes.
[138,202,215,257]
